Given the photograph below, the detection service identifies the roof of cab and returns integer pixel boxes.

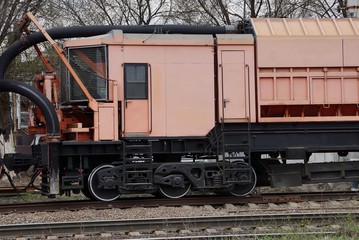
[63,29,214,47]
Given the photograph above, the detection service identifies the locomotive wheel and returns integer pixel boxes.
[158,182,191,199]
[229,162,257,197]
[88,164,121,201]
[81,174,95,200]
[81,186,94,200]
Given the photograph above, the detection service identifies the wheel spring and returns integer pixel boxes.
[205,177,213,187]
[213,174,222,187]
[205,171,222,188]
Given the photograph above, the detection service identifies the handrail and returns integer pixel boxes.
[220,64,225,128]
[148,64,153,133]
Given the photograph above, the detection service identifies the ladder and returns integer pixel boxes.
[220,129,253,185]
[122,140,153,189]
[220,130,250,162]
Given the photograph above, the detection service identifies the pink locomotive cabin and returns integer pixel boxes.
[62,31,256,141]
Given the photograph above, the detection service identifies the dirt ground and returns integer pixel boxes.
[256,182,352,194]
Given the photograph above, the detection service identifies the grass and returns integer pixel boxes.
[257,215,359,240]
[0,173,87,203]
[0,191,88,204]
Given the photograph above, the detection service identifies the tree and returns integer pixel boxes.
[0,0,45,50]
[170,0,347,26]
[250,0,347,18]
[41,0,173,26]
[0,1,45,134]
[169,0,243,25]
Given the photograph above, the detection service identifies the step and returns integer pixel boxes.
[61,175,84,190]
[125,146,152,154]
[125,157,152,164]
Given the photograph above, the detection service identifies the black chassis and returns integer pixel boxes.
[17,121,359,195]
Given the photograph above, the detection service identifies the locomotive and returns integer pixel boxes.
[2,14,359,201]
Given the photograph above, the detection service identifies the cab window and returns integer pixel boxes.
[124,63,148,99]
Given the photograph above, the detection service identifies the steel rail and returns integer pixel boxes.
[1,191,359,214]
[0,212,354,238]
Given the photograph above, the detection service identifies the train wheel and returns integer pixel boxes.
[158,182,191,199]
[81,174,95,200]
[229,162,257,197]
[88,164,121,201]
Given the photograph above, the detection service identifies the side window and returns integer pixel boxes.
[124,63,148,99]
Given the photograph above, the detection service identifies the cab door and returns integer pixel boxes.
[220,50,247,122]
[123,63,150,136]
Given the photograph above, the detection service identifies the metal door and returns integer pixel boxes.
[123,63,150,136]
[220,50,247,122]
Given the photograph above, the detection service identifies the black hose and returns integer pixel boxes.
[0,79,59,135]
[0,25,228,78]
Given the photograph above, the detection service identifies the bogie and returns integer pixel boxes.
[77,156,258,200]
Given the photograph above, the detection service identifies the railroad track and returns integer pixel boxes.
[0,212,353,238]
[0,191,358,214]
[1,191,359,238]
